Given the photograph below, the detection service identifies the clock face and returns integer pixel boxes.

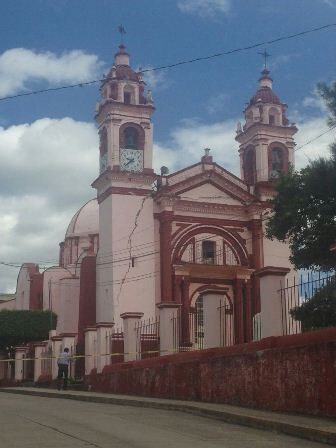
[120,148,143,172]
[100,152,108,174]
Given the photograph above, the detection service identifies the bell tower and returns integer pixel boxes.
[92,44,157,325]
[236,68,297,198]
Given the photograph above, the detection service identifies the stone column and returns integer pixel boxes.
[181,277,191,346]
[14,346,27,382]
[202,293,222,349]
[96,323,114,373]
[121,313,143,362]
[245,279,253,342]
[234,279,244,344]
[256,266,290,338]
[33,343,47,382]
[251,219,262,313]
[84,327,97,375]
[157,303,181,355]
[51,336,62,379]
[159,212,173,303]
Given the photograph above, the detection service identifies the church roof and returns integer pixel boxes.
[65,198,99,239]
[249,87,281,105]
[248,69,281,106]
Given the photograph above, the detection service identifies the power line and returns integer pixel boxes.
[0,23,335,103]
[295,123,336,152]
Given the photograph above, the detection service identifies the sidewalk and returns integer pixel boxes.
[1,387,336,446]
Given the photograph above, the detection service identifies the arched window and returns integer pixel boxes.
[244,148,256,185]
[268,107,281,126]
[270,147,283,178]
[123,85,135,104]
[123,127,138,149]
[99,128,108,174]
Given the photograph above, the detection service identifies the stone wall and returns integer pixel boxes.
[88,328,336,417]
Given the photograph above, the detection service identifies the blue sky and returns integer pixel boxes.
[0,0,336,292]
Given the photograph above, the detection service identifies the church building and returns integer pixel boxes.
[0,43,297,379]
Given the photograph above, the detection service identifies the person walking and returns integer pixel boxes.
[57,347,71,390]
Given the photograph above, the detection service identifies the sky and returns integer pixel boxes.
[1,0,336,293]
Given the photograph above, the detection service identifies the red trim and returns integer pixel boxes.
[175,179,249,204]
[170,215,250,229]
[166,161,202,179]
[189,278,234,285]
[158,211,174,302]
[172,226,248,266]
[255,266,290,278]
[190,284,231,306]
[171,222,191,240]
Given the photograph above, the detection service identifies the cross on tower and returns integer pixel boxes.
[118,25,126,44]
[258,49,271,70]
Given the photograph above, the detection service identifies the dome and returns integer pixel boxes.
[249,69,281,106]
[65,199,99,239]
[249,87,281,106]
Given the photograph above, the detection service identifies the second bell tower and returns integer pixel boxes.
[92,44,157,326]
[235,68,297,199]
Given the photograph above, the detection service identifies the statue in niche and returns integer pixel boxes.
[270,148,283,178]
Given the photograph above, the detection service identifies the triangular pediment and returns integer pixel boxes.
[159,162,255,205]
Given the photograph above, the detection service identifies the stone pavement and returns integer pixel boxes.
[1,387,336,446]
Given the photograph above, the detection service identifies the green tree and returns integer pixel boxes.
[0,310,57,351]
[266,80,336,271]
[290,281,336,330]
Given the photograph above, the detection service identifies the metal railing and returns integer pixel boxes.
[280,272,336,335]
[110,327,124,363]
[41,347,52,377]
[135,317,160,360]
[172,309,204,352]
[218,300,234,347]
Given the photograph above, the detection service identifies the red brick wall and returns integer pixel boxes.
[88,328,336,417]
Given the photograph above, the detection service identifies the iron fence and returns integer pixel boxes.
[172,308,204,352]
[280,272,336,335]
[218,300,234,347]
[41,346,52,377]
[135,317,160,360]
[110,327,124,363]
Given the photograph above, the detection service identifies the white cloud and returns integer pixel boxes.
[321,0,336,7]
[302,91,328,114]
[177,0,231,18]
[154,118,240,175]
[207,93,230,114]
[295,116,335,169]
[0,117,98,292]
[137,66,169,92]
[0,48,104,97]
[270,53,300,71]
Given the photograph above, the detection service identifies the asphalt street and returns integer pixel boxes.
[0,392,330,448]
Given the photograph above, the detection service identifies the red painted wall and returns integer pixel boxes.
[29,272,43,310]
[77,255,96,345]
[88,328,336,417]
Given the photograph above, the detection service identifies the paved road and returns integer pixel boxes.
[0,392,329,448]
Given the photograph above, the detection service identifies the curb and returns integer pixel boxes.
[1,388,336,446]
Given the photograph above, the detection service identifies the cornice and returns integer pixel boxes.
[92,167,157,191]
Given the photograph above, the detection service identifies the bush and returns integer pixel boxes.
[0,310,57,350]
[290,281,336,330]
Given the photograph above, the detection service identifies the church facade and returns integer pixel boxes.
[0,44,297,381]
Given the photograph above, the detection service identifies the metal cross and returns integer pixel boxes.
[118,25,126,44]
[258,49,271,70]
